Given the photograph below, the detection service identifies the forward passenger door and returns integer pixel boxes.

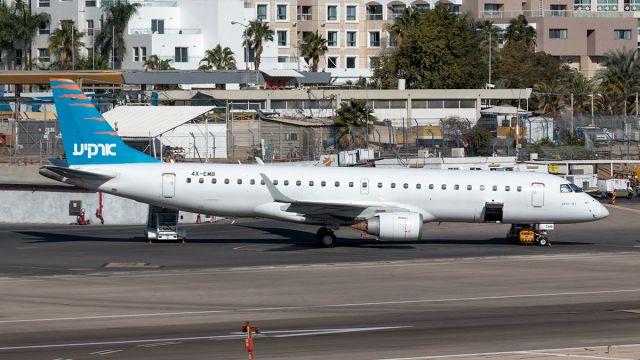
[531,183,544,207]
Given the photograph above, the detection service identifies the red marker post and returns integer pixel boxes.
[242,322,260,360]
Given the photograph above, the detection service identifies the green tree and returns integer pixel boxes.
[596,48,640,115]
[564,70,595,116]
[75,52,110,70]
[493,41,565,88]
[532,80,565,118]
[300,31,328,72]
[144,54,174,70]
[12,0,50,70]
[334,99,377,149]
[504,14,536,50]
[386,7,419,47]
[48,20,84,70]
[241,19,274,71]
[372,4,484,89]
[199,44,237,70]
[0,2,17,69]
[94,0,141,69]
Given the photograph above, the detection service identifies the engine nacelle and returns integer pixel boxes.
[363,212,424,241]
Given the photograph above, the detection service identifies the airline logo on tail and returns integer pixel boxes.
[72,143,117,158]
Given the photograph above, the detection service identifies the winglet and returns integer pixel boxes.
[255,157,265,165]
[259,173,295,203]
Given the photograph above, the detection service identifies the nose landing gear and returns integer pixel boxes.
[316,227,337,247]
[507,224,551,246]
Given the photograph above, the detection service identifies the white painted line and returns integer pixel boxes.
[94,349,122,356]
[522,350,633,360]
[376,344,640,360]
[1,288,640,325]
[268,326,411,338]
[605,204,640,214]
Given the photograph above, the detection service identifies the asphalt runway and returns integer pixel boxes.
[1,202,640,359]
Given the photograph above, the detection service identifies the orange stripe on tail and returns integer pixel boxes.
[94,131,118,136]
[50,78,75,83]
[52,84,81,90]
[70,104,94,108]
[58,94,89,100]
[83,117,106,121]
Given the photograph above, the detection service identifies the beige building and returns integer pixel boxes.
[462,0,638,77]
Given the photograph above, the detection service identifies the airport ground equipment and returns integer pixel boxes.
[69,200,90,225]
[242,322,260,360]
[597,178,636,199]
[507,224,551,246]
[144,205,186,242]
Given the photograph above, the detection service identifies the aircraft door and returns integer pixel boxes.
[360,178,369,195]
[162,173,176,198]
[531,182,544,207]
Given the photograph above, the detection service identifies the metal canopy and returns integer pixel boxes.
[123,70,259,85]
[0,71,124,85]
[260,69,304,78]
[103,106,215,138]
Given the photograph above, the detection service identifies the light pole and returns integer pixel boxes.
[231,21,249,70]
[476,27,493,88]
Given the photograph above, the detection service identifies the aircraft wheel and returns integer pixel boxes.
[317,227,336,248]
[536,236,548,246]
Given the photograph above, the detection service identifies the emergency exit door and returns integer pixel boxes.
[531,183,544,207]
[162,173,176,198]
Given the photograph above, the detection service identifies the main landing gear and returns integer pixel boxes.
[316,227,337,248]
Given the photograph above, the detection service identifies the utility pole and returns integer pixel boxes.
[570,93,574,135]
[112,25,115,70]
[72,24,75,71]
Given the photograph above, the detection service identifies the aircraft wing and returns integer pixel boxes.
[39,165,115,182]
[259,173,428,219]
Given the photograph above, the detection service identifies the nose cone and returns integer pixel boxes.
[596,202,609,219]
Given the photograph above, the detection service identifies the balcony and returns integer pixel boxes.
[388,13,403,20]
[480,9,634,18]
[129,28,202,35]
[297,13,312,20]
[102,0,177,7]
[367,13,383,20]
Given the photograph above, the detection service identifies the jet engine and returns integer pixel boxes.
[354,212,424,241]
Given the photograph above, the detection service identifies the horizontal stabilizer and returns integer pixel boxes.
[39,165,115,182]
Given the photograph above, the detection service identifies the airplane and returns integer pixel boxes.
[40,79,609,247]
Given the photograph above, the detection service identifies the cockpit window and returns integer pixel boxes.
[560,184,573,193]
[568,183,583,193]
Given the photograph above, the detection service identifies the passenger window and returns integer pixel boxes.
[560,184,572,193]
[237,179,242,184]
[467,185,472,190]
[199,178,204,183]
[186,178,191,183]
[224,179,229,184]
[321,181,326,187]
[309,181,314,186]
[403,183,409,189]
[492,185,497,191]
[284,180,289,186]
[480,185,485,191]
[250,179,255,185]
[441,184,447,190]
[273,180,279,185]
[517,186,522,192]
[378,182,383,188]
[261,179,265,185]
[505,186,510,191]
[349,182,354,187]
[212,178,217,184]
[391,183,396,188]
[335,181,340,187]
[429,184,434,189]
[296,180,301,186]
[362,182,368,188]
[454,184,459,190]
[416,184,421,189]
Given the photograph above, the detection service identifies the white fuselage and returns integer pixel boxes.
[69,163,608,226]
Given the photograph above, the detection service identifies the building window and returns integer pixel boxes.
[597,0,618,10]
[327,57,338,68]
[299,5,312,20]
[85,0,96,7]
[574,0,591,11]
[257,4,268,20]
[38,22,49,35]
[367,4,383,20]
[86,19,94,36]
[346,31,357,47]
[389,4,405,20]
[38,0,50,7]
[550,4,566,16]
[346,57,356,69]
[38,48,50,63]
[277,4,288,20]
[369,56,379,69]
[327,5,337,21]
[483,3,503,15]
[327,31,338,47]
[369,31,380,47]
[278,56,287,63]
[415,3,429,12]
[614,29,632,40]
[15,49,22,66]
[151,19,165,34]
[141,47,147,61]
[346,5,357,21]
[277,30,288,46]
[549,28,568,39]
[388,32,397,47]
[175,47,188,62]
[627,0,640,11]
[133,47,139,61]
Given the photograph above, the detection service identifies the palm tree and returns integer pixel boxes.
[0,2,17,69]
[596,48,640,115]
[199,44,237,70]
[504,15,536,49]
[12,0,50,70]
[476,20,499,57]
[300,31,327,72]
[94,0,141,69]
[48,20,84,70]
[334,99,377,149]
[144,54,174,70]
[533,80,565,119]
[386,7,419,47]
[242,19,274,71]
[564,71,595,116]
